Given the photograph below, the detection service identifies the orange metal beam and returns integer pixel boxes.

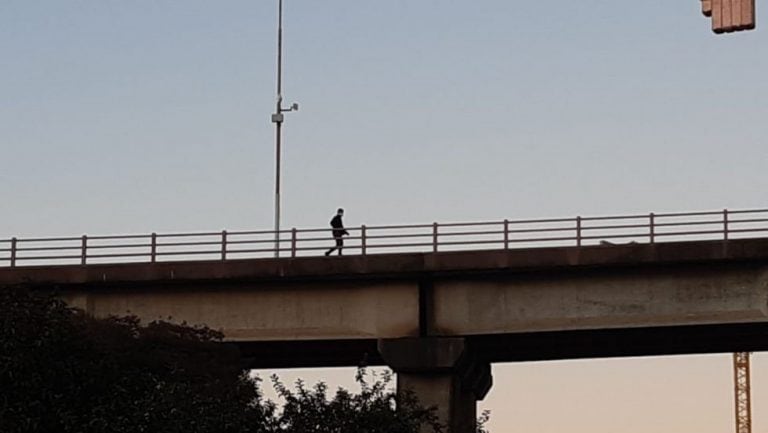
[733,352,752,433]
[709,0,756,33]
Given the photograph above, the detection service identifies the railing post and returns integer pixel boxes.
[221,230,228,261]
[724,209,729,240]
[150,233,157,263]
[10,237,17,268]
[433,222,439,252]
[649,213,655,244]
[504,219,509,250]
[576,216,582,247]
[81,235,88,265]
[291,228,297,258]
[361,225,367,256]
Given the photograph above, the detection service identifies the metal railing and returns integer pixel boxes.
[2,208,768,268]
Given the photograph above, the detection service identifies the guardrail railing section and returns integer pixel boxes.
[1,238,12,267]
[3,208,768,268]
[719,209,768,240]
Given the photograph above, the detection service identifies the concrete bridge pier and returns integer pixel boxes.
[378,338,492,433]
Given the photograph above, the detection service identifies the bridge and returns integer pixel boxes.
[4,208,768,433]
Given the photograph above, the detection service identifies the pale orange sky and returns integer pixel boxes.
[258,352,767,433]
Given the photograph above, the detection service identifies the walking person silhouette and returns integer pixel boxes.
[324,208,348,256]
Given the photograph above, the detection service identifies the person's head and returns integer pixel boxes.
[337,208,344,216]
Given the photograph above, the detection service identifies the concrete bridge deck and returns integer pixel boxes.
[4,237,768,368]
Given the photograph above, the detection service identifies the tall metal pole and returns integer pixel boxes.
[273,0,284,258]
[271,0,298,258]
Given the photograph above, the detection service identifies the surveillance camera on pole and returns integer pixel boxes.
[271,99,299,124]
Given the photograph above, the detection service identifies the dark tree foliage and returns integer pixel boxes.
[269,369,490,433]
[0,285,271,433]
[271,369,441,433]
[0,286,489,433]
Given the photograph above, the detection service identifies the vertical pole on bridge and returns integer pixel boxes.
[503,219,509,250]
[724,209,730,240]
[291,228,297,258]
[221,230,228,261]
[10,237,17,268]
[270,0,300,258]
[150,233,157,263]
[433,223,439,252]
[81,235,88,265]
[273,0,284,259]
[649,212,656,244]
[576,216,582,247]
[361,225,367,256]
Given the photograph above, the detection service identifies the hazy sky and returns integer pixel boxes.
[2,1,766,432]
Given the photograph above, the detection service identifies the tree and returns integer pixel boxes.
[271,369,441,433]
[0,285,270,433]
[0,286,488,433]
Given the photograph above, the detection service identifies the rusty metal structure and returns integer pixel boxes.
[701,0,756,33]
[734,352,753,433]
[2,207,768,267]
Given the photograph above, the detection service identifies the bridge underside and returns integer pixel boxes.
[236,321,768,369]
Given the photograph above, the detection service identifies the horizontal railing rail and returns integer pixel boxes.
[2,208,768,268]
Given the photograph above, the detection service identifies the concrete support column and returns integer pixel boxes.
[378,338,492,433]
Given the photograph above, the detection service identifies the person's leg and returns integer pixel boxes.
[326,235,341,256]
[336,237,343,256]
